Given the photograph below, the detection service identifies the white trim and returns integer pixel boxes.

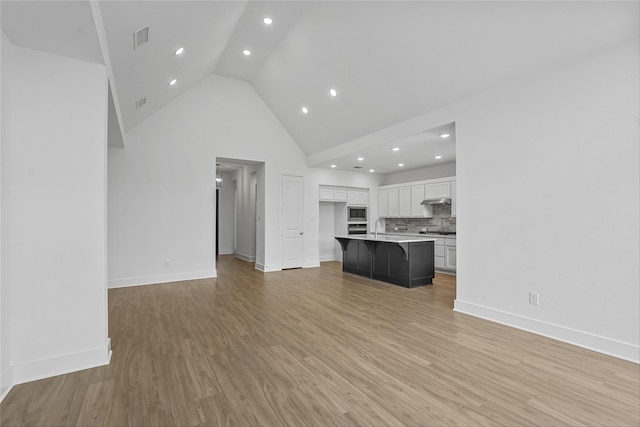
[218,248,235,255]
[304,261,321,268]
[255,263,281,272]
[11,344,111,388]
[319,255,338,262]
[1,368,14,403]
[234,253,256,262]
[454,300,640,364]
[108,269,217,288]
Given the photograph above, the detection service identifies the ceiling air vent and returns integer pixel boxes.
[353,166,362,169]
[133,25,149,50]
[135,97,146,109]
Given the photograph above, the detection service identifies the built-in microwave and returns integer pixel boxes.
[348,206,367,223]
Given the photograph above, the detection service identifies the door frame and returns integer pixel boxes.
[280,174,304,269]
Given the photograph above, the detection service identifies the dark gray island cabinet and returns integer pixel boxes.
[335,235,436,288]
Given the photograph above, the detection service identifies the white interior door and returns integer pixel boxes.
[282,175,304,269]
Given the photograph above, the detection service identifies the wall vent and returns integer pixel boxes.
[133,25,149,49]
[353,166,362,169]
[135,97,146,109]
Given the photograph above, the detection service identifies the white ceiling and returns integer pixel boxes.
[2,1,639,175]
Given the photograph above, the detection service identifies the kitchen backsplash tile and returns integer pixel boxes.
[383,204,456,233]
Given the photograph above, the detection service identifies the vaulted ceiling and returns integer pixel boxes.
[2,1,639,174]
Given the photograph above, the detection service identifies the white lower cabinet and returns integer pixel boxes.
[435,237,456,273]
[435,242,445,268]
[444,246,456,270]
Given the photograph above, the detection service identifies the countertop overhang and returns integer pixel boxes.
[335,234,437,243]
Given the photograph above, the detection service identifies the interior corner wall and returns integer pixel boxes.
[1,29,14,399]
[107,75,307,284]
[3,43,110,388]
[108,74,384,283]
[452,37,640,362]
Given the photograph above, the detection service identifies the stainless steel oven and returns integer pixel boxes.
[347,223,368,235]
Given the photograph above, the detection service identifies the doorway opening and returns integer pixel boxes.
[215,158,264,272]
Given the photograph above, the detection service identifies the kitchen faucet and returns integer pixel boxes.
[374,218,384,239]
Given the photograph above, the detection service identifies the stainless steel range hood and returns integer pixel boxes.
[421,198,452,206]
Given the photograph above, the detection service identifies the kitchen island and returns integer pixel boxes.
[335,235,436,288]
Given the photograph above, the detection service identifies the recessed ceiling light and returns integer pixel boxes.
[357,157,364,161]
[435,155,443,159]
[243,49,251,56]
[392,147,400,152]
[330,164,337,168]
[329,88,337,97]
[169,78,177,86]
[440,133,450,138]
[369,169,375,173]
[301,106,309,114]
[398,163,405,167]
[263,17,273,25]
[174,47,184,55]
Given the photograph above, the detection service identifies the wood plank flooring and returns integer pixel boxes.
[1,255,638,426]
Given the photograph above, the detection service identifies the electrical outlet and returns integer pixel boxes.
[529,292,539,305]
[421,227,427,232]
[163,259,170,268]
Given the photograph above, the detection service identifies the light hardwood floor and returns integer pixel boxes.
[1,255,638,426]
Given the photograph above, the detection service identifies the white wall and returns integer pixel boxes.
[1,29,13,399]
[108,75,304,284]
[232,165,259,262]
[108,75,383,285]
[217,172,235,255]
[452,38,639,361]
[1,40,110,391]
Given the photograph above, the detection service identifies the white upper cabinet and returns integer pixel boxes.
[388,188,399,217]
[398,186,412,217]
[378,189,389,218]
[334,189,347,202]
[451,180,457,217]
[424,181,451,199]
[319,187,334,201]
[319,186,355,203]
[410,185,425,217]
[377,176,455,218]
[347,190,368,206]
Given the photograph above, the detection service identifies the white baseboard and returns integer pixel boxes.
[255,263,281,272]
[108,269,217,288]
[454,300,639,363]
[218,248,234,255]
[1,367,14,403]
[235,253,256,262]
[319,255,338,262]
[9,344,111,390]
[304,261,321,268]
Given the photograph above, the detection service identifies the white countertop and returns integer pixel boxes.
[335,234,437,243]
[376,232,456,239]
